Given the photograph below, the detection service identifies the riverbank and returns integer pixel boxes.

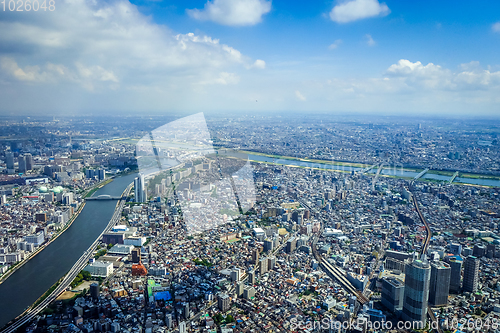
[232,150,500,187]
[0,178,114,286]
[0,201,86,286]
[0,180,135,332]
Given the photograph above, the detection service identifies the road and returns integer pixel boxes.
[0,184,133,333]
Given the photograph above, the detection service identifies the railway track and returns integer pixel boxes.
[408,181,442,333]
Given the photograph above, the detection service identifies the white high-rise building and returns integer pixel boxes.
[134,174,146,203]
[179,321,186,333]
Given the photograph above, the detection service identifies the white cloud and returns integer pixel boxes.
[187,0,272,26]
[493,22,500,33]
[328,39,343,50]
[199,72,240,85]
[386,59,444,77]
[385,59,500,91]
[0,57,76,82]
[251,59,266,69]
[0,0,263,92]
[365,34,376,46]
[329,0,390,24]
[295,90,306,101]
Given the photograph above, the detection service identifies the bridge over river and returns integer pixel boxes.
[85,194,125,201]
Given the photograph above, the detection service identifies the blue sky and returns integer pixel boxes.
[0,0,499,116]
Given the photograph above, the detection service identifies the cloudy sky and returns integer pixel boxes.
[0,0,499,116]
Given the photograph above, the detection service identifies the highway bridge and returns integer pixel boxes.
[358,163,378,174]
[414,168,429,181]
[449,171,459,183]
[371,164,384,190]
[1,183,133,333]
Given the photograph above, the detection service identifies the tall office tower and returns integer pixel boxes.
[243,286,255,300]
[381,277,404,313]
[264,239,273,252]
[179,321,186,333]
[132,248,141,263]
[6,152,14,173]
[62,193,74,205]
[217,294,231,312]
[230,268,240,282]
[24,153,33,171]
[165,314,173,328]
[251,249,260,264]
[259,258,268,274]
[429,261,451,306]
[402,260,431,328]
[183,302,190,319]
[18,155,26,173]
[134,174,146,203]
[473,244,486,258]
[236,281,244,296]
[90,282,100,300]
[487,244,496,259]
[267,256,276,270]
[286,237,297,253]
[449,243,462,256]
[463,256,480,293]
[249,270,256,285]
[447,257,463,293]
[98,168,106,181]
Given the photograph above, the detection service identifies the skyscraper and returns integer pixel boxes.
[90,282,100,300]
[449,243,462,256]
[230,268,240,282]
[402,260,431,328]
[132,248,141,263]
[447,256,462,293]
[217,293,231,312]
[165,314,172,328]
[251,248,259,264]
[6,152,14,173]
[249,270,256,285]
[24,153,33,171]
[463,256,480,293]
[236,281,244,296]
[179,321,186,333]
[134,174,146,203]
[286,237,297,253]
[18,155,26,173]
[429,261,451,306]
[381,277,404,314]
[259,258,268,274]
[98,168,106,181]
[264,239,273,252]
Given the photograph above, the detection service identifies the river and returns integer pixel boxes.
[0,173,137,328]
[241,153,500,187]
